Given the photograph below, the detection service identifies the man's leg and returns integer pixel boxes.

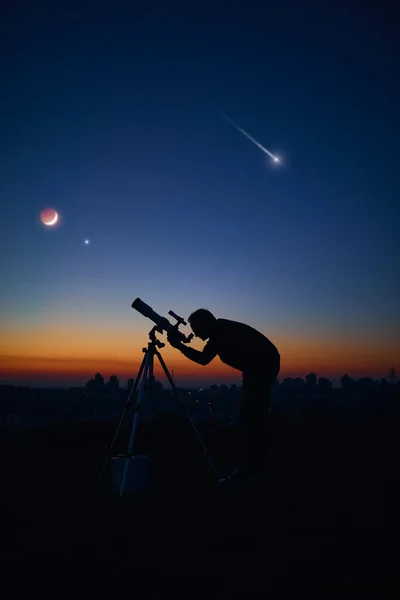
[239,376,271,476]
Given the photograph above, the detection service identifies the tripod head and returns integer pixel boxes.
[145,326,165,350]
[132,298,194,344]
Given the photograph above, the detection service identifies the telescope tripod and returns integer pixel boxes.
[100,326,219,496]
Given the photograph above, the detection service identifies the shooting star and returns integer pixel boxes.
[220,112,281,164]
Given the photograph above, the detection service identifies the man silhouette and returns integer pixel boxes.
[167,308,280,481]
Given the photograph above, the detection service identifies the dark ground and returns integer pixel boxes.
[1,405,398,598]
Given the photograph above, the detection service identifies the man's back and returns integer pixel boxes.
[206,318,280,372]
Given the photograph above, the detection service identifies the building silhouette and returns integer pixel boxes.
[306,372,317,388]
[318,377,332,392]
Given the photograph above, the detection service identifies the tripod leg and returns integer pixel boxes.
[99,350,148,481]
[155,349,219,480]
[126,353,152,457]
[120,351,153,497]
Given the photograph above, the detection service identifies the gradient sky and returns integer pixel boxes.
[1,1,399,389]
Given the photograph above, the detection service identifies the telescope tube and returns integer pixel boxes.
[131,298,172,331]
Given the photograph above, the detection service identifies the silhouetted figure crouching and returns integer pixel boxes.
[167,308,280,481]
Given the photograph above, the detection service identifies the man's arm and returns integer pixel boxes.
[169,338,217,366]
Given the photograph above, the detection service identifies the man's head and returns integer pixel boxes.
[188,308,217,341]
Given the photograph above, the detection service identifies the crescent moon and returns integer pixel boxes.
[46,212,58,226]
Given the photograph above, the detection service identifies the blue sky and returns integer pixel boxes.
[1,1,398,387]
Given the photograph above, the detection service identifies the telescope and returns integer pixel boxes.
[131,298,194,344]
[100,297,217,494]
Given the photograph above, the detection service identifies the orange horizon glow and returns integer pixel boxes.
[0,350,394,387]
[1,320,397,386]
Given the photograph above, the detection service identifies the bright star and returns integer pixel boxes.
[84,239,90,245]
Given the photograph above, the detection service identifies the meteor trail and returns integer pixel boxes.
[220,112,280,163]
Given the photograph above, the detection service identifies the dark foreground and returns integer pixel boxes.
[1,407,398,598]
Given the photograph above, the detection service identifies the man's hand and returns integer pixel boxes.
[167,329,182,349]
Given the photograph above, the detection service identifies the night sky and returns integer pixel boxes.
[1,1,398,388]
